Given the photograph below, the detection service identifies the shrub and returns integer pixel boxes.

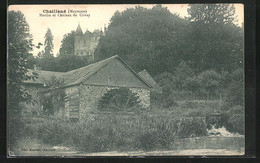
[37,120,70,145]
[226,105,244,134]
[162,95,178,108]
[176,118,207,138]
[219,105,244,134]
[74,127,117,152]
[226,114,244,134]
[152,118,178,149]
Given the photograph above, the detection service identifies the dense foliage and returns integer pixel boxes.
[95,5,189,75]
[58,31,75,57]
[7,11,37,114]
[95,4,243,74]
[34,54,90,72]
[33,30,91,72]
[11,113,207,153]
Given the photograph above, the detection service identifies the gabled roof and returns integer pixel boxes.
[138,69,162,93]
[61,55,151,87]
[62,55,117,86]
[24,55,152,89]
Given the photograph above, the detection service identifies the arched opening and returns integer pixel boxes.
[98,87,141,111]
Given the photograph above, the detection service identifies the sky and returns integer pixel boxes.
[8,4,244,56]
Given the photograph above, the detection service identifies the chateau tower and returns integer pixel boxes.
[74,23,83,57]
[73,23,103,61]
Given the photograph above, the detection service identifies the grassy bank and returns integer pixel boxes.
[9,99,244,154]
[10,111,207,153]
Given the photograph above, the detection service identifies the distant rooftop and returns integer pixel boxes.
[75,23,83,36]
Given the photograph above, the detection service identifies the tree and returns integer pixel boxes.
[43,28,54,58]
[54,55,90,72]
[172,61,195,89]
[186,4,243,72]
[187,4,237,25]
[222,68,244,107]
[197,70,221,100]
[58,31,75,56]
[218,69,244,134]
[8,11,36,114]
[95,5,188,76]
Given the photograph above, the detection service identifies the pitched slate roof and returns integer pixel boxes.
[24,55,154,89]
[138,69,162,93]
[61,55,121,87]
[24,69,65,85]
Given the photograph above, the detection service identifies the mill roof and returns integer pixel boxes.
[24,55,156,89]
[24,70,65,85]
[138,69,162,93]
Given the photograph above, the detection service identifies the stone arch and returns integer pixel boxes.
[97,87,141,111]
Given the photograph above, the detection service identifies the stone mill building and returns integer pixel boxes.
[23,55,162,121]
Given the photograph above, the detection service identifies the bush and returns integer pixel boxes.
[162,95,178,108]
[176,118,207,137]
[219,105,244,134]
[226,114,244,134]
[150,92,178,109]
[37,120,70,145]
[227,106,244,134]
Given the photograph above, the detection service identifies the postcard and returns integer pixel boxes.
[7,4,244,156]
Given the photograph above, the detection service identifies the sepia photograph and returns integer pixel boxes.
[7,4,244,156]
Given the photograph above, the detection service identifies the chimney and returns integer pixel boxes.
[34,64,42,71]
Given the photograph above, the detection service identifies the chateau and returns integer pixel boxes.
[74,24,106,61]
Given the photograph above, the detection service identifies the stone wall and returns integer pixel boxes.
[79,85,150,119]
[63,86,79,120]
[79,85,114,118]
[22,84,150,120]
